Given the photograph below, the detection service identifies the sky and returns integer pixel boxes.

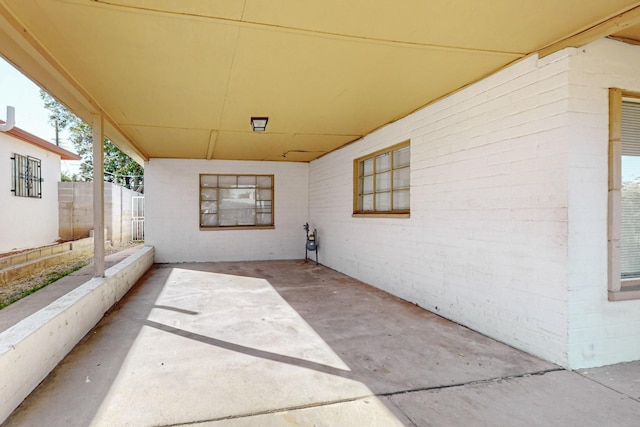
[0,57,79,175]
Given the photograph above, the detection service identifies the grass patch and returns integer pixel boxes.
[0,261,89,310]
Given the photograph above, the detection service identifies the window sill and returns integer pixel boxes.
[200,225,275,231]
[352,212,410,219]
[609,285,640,301]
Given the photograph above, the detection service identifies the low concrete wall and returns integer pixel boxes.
[0,238,94,284]
[0,242,71,270]
[0,246,154,424]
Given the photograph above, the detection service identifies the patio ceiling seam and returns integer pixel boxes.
[103,115,150,162]
[89,0,525,57]
[539,2,640,57]
[206,130,217,160]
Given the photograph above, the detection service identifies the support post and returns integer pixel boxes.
[92,113,105,277]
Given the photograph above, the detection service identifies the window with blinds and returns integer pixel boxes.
[621,100,640,280]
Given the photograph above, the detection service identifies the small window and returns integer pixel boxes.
[11,153,42,198]
[200,174,274,229]
[608,89,640,301]
[353,141,410,217]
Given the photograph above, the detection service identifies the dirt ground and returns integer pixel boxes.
[0,242,142,306]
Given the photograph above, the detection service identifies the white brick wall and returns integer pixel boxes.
[566,39,640,368]
[146,159,309,263]
[0,133,61,252]
[310,39,640,369]
[310,50,575,367]
[144,40,640,369]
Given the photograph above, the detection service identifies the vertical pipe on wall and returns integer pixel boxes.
[92,113,105,277]
[0,106,15,132]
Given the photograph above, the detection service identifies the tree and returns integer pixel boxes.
[61,171,79,182]
[40,91,144,190]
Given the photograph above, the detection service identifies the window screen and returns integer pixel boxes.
[620,100,640,279]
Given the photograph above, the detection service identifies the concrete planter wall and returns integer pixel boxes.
[0,246,154,424]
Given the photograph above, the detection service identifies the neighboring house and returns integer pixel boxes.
[0,122,80,253]
[146,39,640,369]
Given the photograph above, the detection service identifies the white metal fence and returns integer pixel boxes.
[132,196,144,241]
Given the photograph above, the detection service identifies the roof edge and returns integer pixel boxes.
[0,119,81,160]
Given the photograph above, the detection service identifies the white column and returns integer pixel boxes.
[92,113,105,277]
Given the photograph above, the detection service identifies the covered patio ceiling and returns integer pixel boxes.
[2,1,640,164]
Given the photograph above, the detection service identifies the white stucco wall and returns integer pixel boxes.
[565,39,640,368]
[145,159,309,263]
[0,132,61,252]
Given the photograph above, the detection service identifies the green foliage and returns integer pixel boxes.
[40,91,144,190]
[61,171,80,182]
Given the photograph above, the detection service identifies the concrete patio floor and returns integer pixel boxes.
[3,260,640,426]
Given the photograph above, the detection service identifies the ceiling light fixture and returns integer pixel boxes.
[250,117,269,132]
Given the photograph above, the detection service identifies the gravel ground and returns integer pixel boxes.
[0,242,142,307]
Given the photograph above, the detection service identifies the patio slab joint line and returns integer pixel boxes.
[155,395,376,427]
[578,371,640,404]
[379,367,566,397]
[155,368,567,427]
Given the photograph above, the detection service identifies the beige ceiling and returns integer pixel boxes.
[2,1,640,164]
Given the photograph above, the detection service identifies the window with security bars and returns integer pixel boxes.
[620,100,640,281]
[11,153,42,198]
[354,142,410,215]
[200,174,274,228]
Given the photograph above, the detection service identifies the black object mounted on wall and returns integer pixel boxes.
[303,222,318,265]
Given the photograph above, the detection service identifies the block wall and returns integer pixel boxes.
[105,183,137,243]
[58,182,142,243]
[145,159,309,263]
[58,181,93,240]
[565,39,640,368]
[310,50,574,366]
[0,133,61,252]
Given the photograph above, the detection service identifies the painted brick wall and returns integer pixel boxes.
[0,133,61,252]
[310,50,575,367]
[142,39,640,368]
[146,159,309,263]
[566,39,640,368]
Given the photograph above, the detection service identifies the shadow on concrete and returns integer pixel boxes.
[3,265,165,426]
[5,260,640,426]
[145,319,355,380]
